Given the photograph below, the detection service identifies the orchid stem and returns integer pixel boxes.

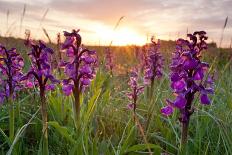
[180,120,189,154]
[9,96,14,143]
[181,121,189,147]
[40,87,49,155]
[73,87,81,130]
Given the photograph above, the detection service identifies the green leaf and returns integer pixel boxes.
[126,144,161,155]
[48,121,75,143]
[85,89,102,122]
[0,128,10,146]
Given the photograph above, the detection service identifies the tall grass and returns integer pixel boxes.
[0,37,231,154]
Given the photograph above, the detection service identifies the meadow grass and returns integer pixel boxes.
[0,37,232,155]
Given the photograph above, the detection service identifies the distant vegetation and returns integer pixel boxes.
[0,30,232,155]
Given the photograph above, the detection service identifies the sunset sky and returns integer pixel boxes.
[0,0,231,46]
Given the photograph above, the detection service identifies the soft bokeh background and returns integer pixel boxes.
[0,0,231,46]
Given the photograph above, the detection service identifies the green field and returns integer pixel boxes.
[0,36,232,155]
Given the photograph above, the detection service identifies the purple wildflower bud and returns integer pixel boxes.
[62,37,75,50]
[62,84,73,96]
[80,65,92,74]
[81,78,91,86]
[193,68,205,80]
[126,92,134,100]
[200,93,211,105]
[83,56,95,64]
[171,79,186,91]
[206,75,214,84]
[66,47,75,57]
[174,95,186,109]
[161,106,174,116]
[127,103,135,110]
[25,81,34,88]
[170,73,180,82]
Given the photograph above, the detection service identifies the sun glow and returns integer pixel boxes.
[95,26,147,46]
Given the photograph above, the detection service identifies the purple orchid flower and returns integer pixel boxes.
[161,31,214,146]
[144,37,164,85]
[0,45,24,104]
[21,40,59,91]
[126,69,144,114]
[60,29,97,128]
[105,47,114,76]
[21,40,59,154]
[0,44,24,141]
[143,37,164,99]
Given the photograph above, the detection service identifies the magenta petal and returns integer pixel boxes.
[200,94,211,105]
[127,103,135,110]
[45,84,55,91]
[206,76,214,84]
[183,58,198,70]
[84,56,95,64]
[174,96,186,109]
[81,78,91,86]
[171,79,186,91]
[161,106,173,116]
[170,73,180,82]
[80,65,92,74]
[26,81,34,88]
[193,68,204,80]
[62,84,73,96]
[66,47,74,57]
[126,92,133,99]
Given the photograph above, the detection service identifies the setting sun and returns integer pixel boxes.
[95,26,147,46]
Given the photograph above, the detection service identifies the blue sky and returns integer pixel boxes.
[0,0,231,46]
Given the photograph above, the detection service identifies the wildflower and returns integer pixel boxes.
[144,37,163,85]
[126,69,152,154]
[0,45,24,103]
[60,29,97,128]
[21,41,59,90]
[139,44,149,72]
[126,69,144,113]
[143,37,164,99]
[105,47,114,76]
[161,31,214,146]
[0,45,24,141]
[21,40,59,155]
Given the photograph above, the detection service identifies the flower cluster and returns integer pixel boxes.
[21,41,59,91]
[127,69,144,111]
[0,45,24,104]
[139,44,148,71]
[105,47,114,75]
[161,31,214,122]
[144,37,164,85]
[60,29,97,96]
